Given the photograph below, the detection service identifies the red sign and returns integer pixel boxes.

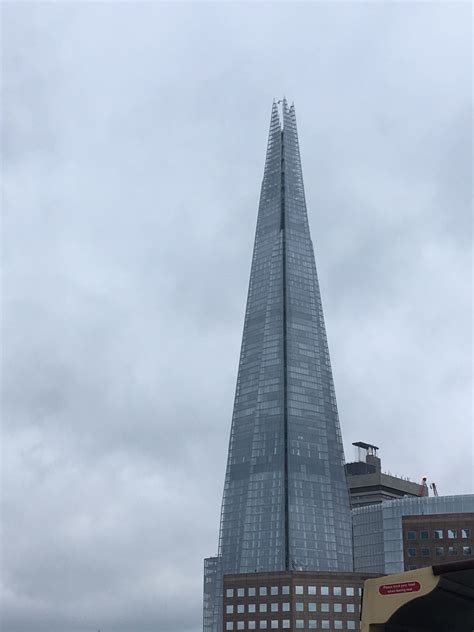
[379,581,421,596]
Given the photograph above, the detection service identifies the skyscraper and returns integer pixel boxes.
[204,100,353,631]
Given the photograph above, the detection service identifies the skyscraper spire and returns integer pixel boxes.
[216,102,353,575]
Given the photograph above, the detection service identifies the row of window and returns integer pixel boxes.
[407,546,472,557]
[226,586,359,598]
[226,621,359,630]
[405,528,471,541]
[227,603,358,614]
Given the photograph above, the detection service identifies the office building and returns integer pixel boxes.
[222,570,379,631]
[203,100,353,631]
[345,442,421,508]
[352,494,474,575]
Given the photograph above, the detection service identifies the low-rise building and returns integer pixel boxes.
[222,570,380,631]
[352,494,474,575]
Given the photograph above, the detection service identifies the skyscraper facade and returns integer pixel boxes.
[204,100,353,631]
[352,494,474,575]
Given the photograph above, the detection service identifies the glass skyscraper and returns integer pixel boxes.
[204,100,353,631]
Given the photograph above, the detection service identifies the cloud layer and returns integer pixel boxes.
[2,3,472,631]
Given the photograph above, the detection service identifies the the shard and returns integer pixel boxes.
[203,100,353,631]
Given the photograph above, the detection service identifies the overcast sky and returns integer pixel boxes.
[2,2,472,631]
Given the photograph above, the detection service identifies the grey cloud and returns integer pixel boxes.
[2,2,472,631]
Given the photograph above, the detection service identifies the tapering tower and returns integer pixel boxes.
[203,100,353,631]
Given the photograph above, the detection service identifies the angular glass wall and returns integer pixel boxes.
[204,100,353,631]
[282,104,353,572]
[203,556,222,632]
[217,100,352,575]
[352,494,474,574]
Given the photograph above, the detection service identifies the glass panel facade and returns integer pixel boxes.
[217,101,352,576]
[205,101,354,630]
[353,495,474,574]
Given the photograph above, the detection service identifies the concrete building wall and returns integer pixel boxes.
[223,570,380,631]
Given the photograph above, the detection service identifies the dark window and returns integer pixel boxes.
[448,546,458,556]
[421,548,431,557]
[420,531,429,540]
[434,530,443,540]
[407,531,416,540]
[463,546,472,555]
[407,548,417,557]
[435,547,444,556]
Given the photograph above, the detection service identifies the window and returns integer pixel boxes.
[237,588,245,597]
[226,589,234,598]
[358,587,362,596]
[271,586,279,595]
[295,585,304,594]
[271,622,278,630]
[249,587,256,597]
[308,622,317,630]
[295,602,304,612]
[334,622,343,630]
[226,605,234,614]
[333,586,342,596]
[420,531,429,540]
[282,622,290,629]
[271,603,278,612]
[226,624,233,631]
[249,623,256,631]
[434,530,443,540]
[448,530,457,539]
[296,621,304,629]
[347,622,356,630]
[282,603,290,612]
[408,548,417,557]
[463,546,472,555]
[435,547,444,556]
[308,585,316,595]
[321,621,330,630]
[237,605,244,614]
[346,586,354,596]
[407,531,416,540]
[346,603,355,613]
[260,587,268,596]
[334,603,342,612]
[259,623,267,630]
[260,604,267,613]
[321,603,329,612]
[462,529,471,539]
[282,585,290,595]
[321,586,329,595]
[248,604,256,613]
[237,624,244,631]
[448,546,458,556]
[308,603,317,612]
[421,548,431,557]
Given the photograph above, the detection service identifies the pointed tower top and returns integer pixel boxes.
[270,100,281,130]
